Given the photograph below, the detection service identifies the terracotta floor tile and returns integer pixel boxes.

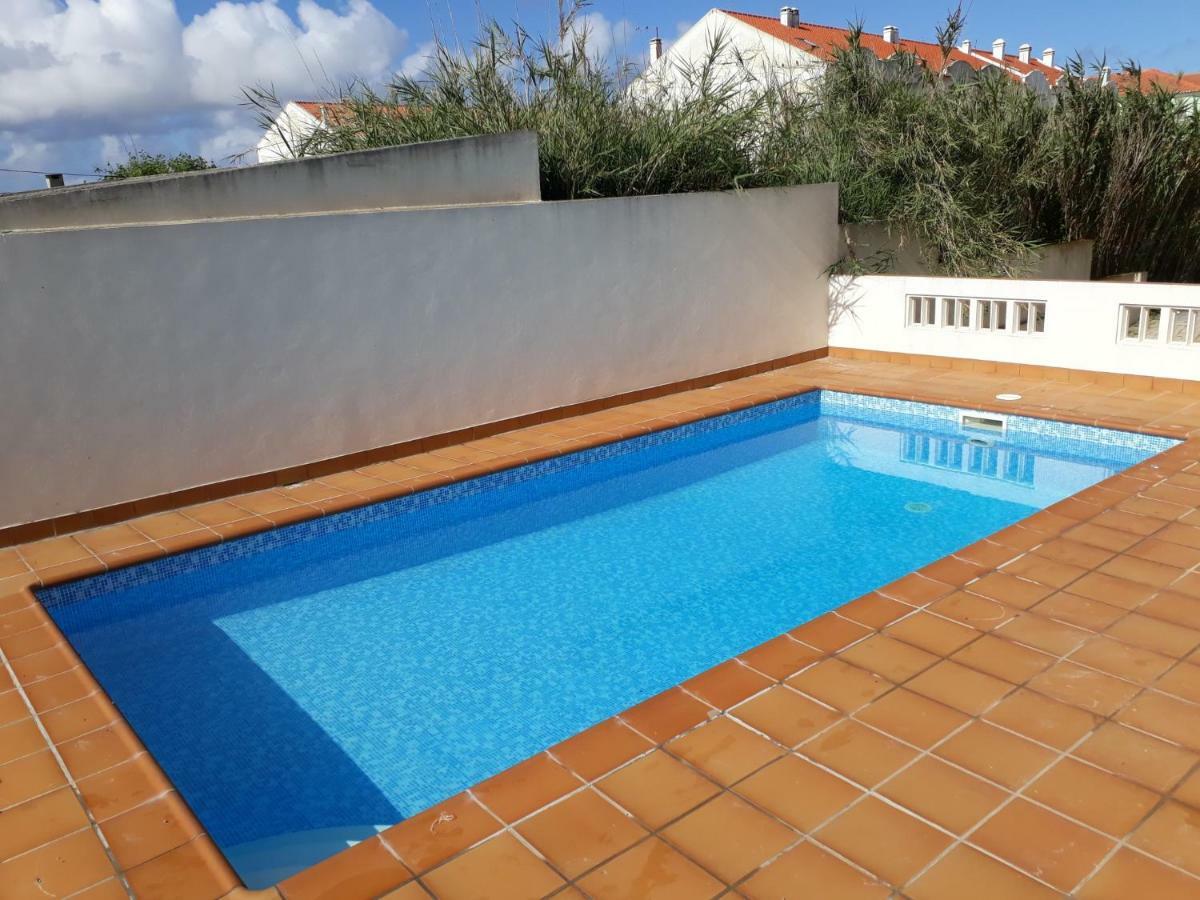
[971,798,1114,891]
[905,844,1062,900]
[951,634,1055,684]
[23,667,95,714]
[517,788,648,878]
[876,573,955,607]
[1173,768,1200,809]
[76,755,172,822]
[956,539,1022,569]
[837,634,939,683]
[1129,538,1200,571]
[1099,554,1186,589]
[576,837,723,900]
[1026,757,1159,836]
[75,524,146,556]
[984,689,1101,750]
[1074,722,1197,792]
[661,793,797,883]
[731,685,841,747]
[1116,690,1200,751]
[854,688,967,749]
[884,754,1006,835]
[39,692,119,744]
[837,593,913,630]
[1155,661,1200,704]
[667,717,782,786]
[622,688,712,743]
[0,689,29,727]
[927,591,1015,630]
[1076,847,1200,900]
[734,753,862,832]
[994,613,1092,656]
[381,793,500,874]
[1107,613,1200,658]
[800,720,917,789]
[1066,523,1144,553]
[279,838,410,900]
[101,792,201,869]
[935,721,1057,790]
[380,882,434,900]
[815,796,952,887]
[55,721,144,780]
[1129,801,1200,875]
[131,512,202,542]
[421,832,564,900]
[906,660,1013,715]
[550,718,652,782]
[0,606,45,641]
[1160,522,1200,550]
[472,753,582,824]
[68,877,136,900]
[786,659,890,712]
[1002,554,1090,591]
[1069,572,1159,611]
[1027,661,1141,717]
[1142,592,1200,633]
[0,623,65,661]
[737,635,822,681]
[1070,636,1174,685]
[0,748,67,811]
[968,572,1056,609]
[0,717,52,767]
[682,660,773,710]
[124,836,240,900]
[1033,592,1126,632]
[597,750,719,830]
[182,500,253,527]
[18,536,91,570]
[0,828,116,898]
[740,841,889,900]
[1032,538,1116,570]
[0,786,91,861]
[790,613,872,653]
[883,612,978,656]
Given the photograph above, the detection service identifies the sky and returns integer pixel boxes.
[1,0,1196,193]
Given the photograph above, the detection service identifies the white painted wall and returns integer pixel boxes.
[256,102,323,163]
[0,182,839,528]
[0,132,541,231]
[829,274,1200,379]
[634,10,825,104]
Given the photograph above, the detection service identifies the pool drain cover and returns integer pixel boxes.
[905,501,933,514]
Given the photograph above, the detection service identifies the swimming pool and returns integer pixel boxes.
[38,390,1176,886]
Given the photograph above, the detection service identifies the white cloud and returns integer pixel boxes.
[400,40,436,79]
[561,12,638,63]
[0,0,409,191]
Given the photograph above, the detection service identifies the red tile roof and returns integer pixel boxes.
[722,10,986,75]
[293,101,408,126]
[1111,68,1200,94]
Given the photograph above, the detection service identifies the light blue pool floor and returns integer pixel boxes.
[41,392,1169,884]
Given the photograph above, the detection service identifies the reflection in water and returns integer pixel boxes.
[901,433,1036,487]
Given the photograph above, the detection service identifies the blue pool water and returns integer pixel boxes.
[39,391,1174,885]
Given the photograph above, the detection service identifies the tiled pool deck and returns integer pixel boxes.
[3,355,1200,899]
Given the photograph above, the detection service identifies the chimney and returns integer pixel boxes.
[780,7,799,28]
[992,38,1006,60]
[44,174,64,189]
[882,25,899,44]
[649,35,663,61]
[1100,66,1111,87]
[1041,47,1055,67]
[960,39,971,53]
[1018,43,1032,64]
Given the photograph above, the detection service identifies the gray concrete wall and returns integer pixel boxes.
[0,132,541,231]
[0,182,839,528]
[842,223,1094,280]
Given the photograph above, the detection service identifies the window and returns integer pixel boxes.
[1168,308,1200,346]
[1121,305,1197,345]
[976,299,1008,332]
[1013,301,1046,335]
[942,297,970,330]
[908,295,937,326]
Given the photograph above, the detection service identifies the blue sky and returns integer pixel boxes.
[1,1,1195,193]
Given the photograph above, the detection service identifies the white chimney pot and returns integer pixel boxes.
[992,38,1006,60]
[882,25,899,44]
[960,39,971,53]
[780,7,799,28]
[1042,47,1056,67]
[1018,43,1032,63]
[649,36,663,61]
